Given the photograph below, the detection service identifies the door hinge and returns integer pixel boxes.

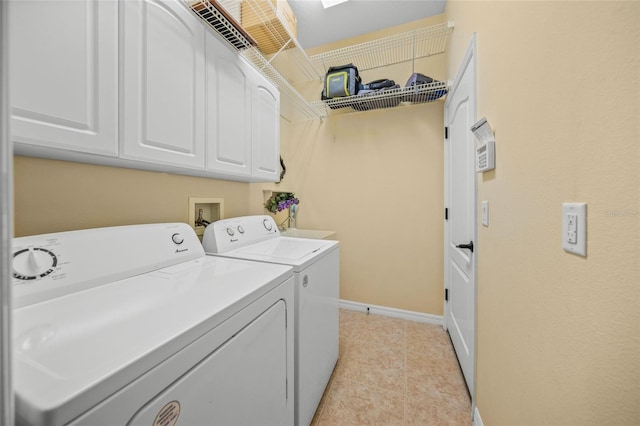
[445,288,449,302]
[445,208,449,221]
[445,126,449,139]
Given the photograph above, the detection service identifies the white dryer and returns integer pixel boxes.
[203,215,340,426]
[11,223,294,426]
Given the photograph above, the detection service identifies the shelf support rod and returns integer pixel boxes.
[411,31,416,74]
[267,39,294,65]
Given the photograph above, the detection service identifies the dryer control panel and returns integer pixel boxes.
[12,223,204,308]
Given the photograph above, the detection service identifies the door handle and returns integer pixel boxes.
[456,241,474,253]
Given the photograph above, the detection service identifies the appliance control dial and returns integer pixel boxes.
[237,225,245,234]
[226,227,235,236]
[262,218,273,231]
[171,233,184,245]
[12,247,58,280]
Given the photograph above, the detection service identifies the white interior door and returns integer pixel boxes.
[444,35,477,394]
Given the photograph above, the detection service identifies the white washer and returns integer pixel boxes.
[203,215,340,426]
[11,223,294,426]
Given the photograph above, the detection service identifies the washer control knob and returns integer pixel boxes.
[12,247,58,280]
[263,218,273,231]
[226,227,235,236]
[237,225,245,234]
[171,233,184,245]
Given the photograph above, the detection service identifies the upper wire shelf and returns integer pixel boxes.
[190,0,254,50]
[310,22,454,74]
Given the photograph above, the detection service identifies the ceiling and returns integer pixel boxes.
[287,0,447,49]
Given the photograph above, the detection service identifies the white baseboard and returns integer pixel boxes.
[473,406,483,426]
[339,299,443,326]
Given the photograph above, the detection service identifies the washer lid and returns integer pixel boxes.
[229,237,338,271]
[13,256,293,426]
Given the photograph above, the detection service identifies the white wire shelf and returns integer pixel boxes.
[241,48,325,120]
[310,81,449,116]
[189,0,319,79]
[187,0,453,121]
[190,0,257,51]
[310,22,454,74]
[188,0,322,120]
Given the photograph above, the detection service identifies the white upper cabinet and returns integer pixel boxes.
[10,0,118,156]
[251,72,280,181]
[121,0,205,170]
[9,0,280,182]
[205,31,281,182]
[205,31,252,177]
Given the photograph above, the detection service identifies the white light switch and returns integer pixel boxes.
[481,201,489,227]
[563,203,586,256]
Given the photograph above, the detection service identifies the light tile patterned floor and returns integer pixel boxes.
[311,309,471,425]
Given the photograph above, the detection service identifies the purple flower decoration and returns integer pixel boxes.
[265,192,299,214]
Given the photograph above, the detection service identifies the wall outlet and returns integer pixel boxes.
[562,202,586,256]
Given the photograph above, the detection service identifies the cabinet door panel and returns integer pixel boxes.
[251,74,280,181]
[122,0,204,169]
[205,32,252,176]
[10,0,118,156]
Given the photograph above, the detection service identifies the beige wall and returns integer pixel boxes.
[445,1,640,424]
[273,15,448,315]
[279,103,445,314]
[13,156,251,236]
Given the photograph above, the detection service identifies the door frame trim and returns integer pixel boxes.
[1,0,14,422]
[443,32,478,413]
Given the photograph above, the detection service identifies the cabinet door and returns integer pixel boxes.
[10,0,118,156]
[251,71,280,181]
[121,0,205,170]
[205,31,252,177]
